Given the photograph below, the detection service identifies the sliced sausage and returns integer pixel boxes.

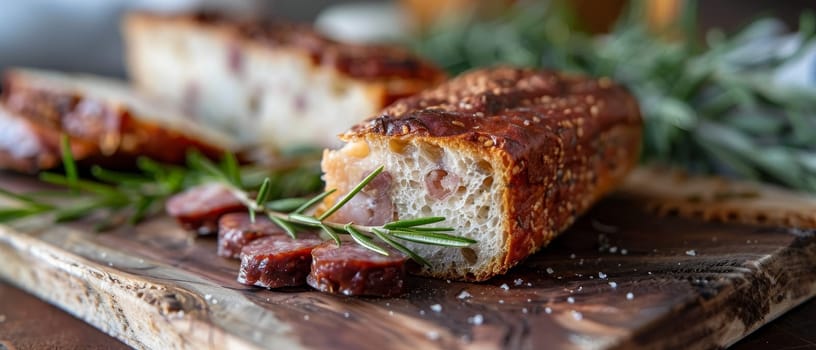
[217,213,285,259]
[307,241,408,297]
[237,233,324,288]
[166,183,246,235]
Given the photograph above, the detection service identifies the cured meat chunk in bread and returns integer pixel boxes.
[320,67,642,281]
[123,12,445,149]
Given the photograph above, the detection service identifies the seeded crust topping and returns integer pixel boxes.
[348,66,641,152]
[182,12,445,82]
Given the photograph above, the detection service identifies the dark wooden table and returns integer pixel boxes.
[0,281,813,350]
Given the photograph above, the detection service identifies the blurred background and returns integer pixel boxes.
[0,0,812,76]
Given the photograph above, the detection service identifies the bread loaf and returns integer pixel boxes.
[0,68,237,172]
[123,12,445,149]
[320,67,642,281]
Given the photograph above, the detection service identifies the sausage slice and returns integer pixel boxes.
[237,233,324,288]
[166,183,245,235]
[218,213,285,259]
[307,241,408,297]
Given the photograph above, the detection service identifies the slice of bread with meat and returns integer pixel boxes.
[123,12,446,150]
[320,67,643,281]
[0,68,238,172]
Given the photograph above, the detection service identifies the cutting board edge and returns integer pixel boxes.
[0,224,300,350]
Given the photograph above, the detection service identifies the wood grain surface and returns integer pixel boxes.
[0,169,814,350]
[0,281,130,350]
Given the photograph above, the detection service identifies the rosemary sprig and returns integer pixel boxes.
[0,137,323,230]
[188,151,476,265]
[413,0,816,191]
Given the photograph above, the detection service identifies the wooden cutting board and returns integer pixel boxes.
[0,167,814,350]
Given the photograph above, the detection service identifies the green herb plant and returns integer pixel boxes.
[413,0,816,190]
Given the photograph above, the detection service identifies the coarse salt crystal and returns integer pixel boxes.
[567,297,575,304]
[598,272,607,279]
[469,314,484,325]
[430,304,442,312]
[572,310,583,320]
[626,292,634,300]
[546,267,555,274]
[522,308,528,314]
[621,249,628,255]
[686,250,697,256]
[514,278,524,286]
[457,290,472,299]
[609,246,618,253]
[344,312,350,318]
[426,331,440,340]
[544,307,553,314]
[499,299,505,304]
[500,283,510,291]
[608,281,618,288]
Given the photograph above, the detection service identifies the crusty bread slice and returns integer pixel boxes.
[122,12,445,150]
[0,68,238,171]
[320,67,643,281]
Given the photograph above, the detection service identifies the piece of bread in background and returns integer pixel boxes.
[0,68,238,172]
[122,12,446,151]
[320,67,642,281]
[0,104,99,173]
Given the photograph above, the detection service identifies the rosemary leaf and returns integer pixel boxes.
[255,178,272,208]
[318,165,384,220]
[319,223,341,245]
[248,207,256,223]
[186,150,228,182]
[0,207,48,222]
[91,166,151,186]
[292,189,336,215]
[59,134,78,192]
[129,196,156,225]
[371,228,430,267]
[265,197,309,212]
[383,217,446,229]
[0,188,52,210]
[400,226,455,232]
[388,230,476,247]
[346,223,389,256]
[136,157,167,177]
[221,152,242,187]
[269,214,298,239]
[288,213,322,226]
[39,173,125,199]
